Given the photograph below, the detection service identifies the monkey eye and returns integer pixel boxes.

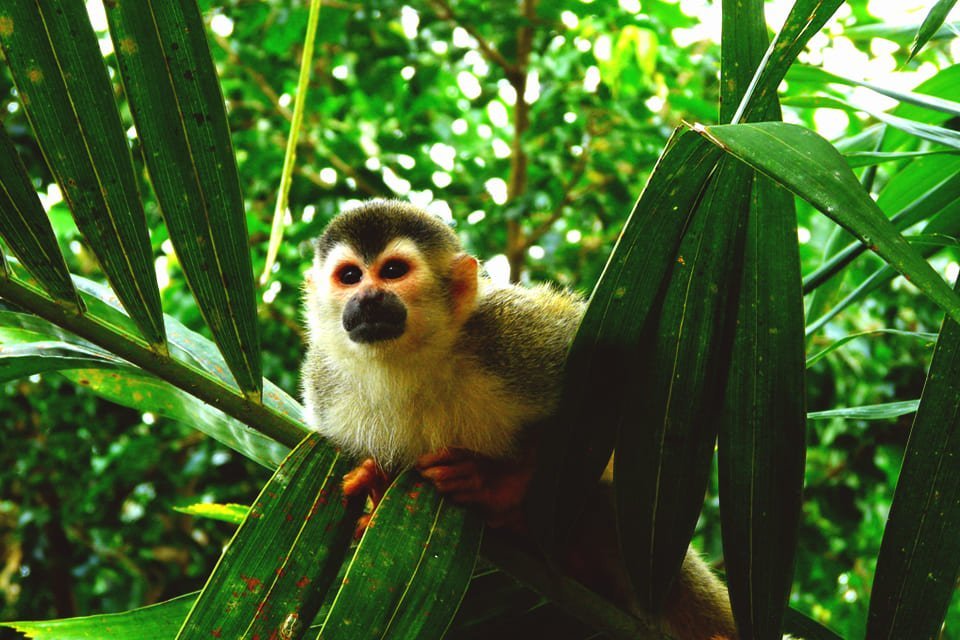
[336,264,363,285]
[379,259,410,280]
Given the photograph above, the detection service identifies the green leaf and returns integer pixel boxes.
[868,282,960,638]
[320,470,483,640]
[807,400,919,421]
[177,433,358,640]
[0,593,197,640]
[615,156,749,611]
[719,175,806,639]
[843,20,960,44]
[63,366,288,469]
[803,155,960,295]
[806,198,960,335]
[174,502,250,525]
[528,128,723,544]
[0,261,305,451]
[696,122,960,325]
[0,338,126,384]
[787,65,960,118]
[718,4,806,633]
[173,502,250,524]
[105,0,261,399]
[844,149,960,168]
[908,0,959,62]
[806,329,938,368]
[0,127,82,310]
[0,0,165,347]
[733,0,844,122]
[784,94,960,150]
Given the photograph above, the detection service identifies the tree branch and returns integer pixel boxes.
[428,0,516,75]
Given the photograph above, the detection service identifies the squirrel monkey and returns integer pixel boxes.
[301,200,738,640]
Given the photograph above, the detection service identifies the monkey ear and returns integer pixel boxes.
[450,253,479,323]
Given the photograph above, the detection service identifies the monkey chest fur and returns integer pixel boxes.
[301,346,545,470]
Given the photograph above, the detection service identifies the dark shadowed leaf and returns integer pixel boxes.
[615,156,748,611]
[868,279,960,638]
[719,175,806,639]
[717,1,807,635]
[0,127,82,310]
[320,470,482,640]
[105,0,261,400]
[527,128,723,544]
[0,0,164,346]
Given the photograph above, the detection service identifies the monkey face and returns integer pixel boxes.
[311,238,453,354]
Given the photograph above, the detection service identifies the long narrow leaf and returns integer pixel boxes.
[844,149,959,168]
[0,309,289,467]
[806,329,937,368]
[720,174,806,639]
[176,433,357,640]
[908,0,959,62]
[527,128,723,544]
[784,94,960,150]
[696,122,960,325]
[615,156,748,610]
[0,256,305,449]
[733,0,844,123]
[0,0,165,347]
[0,339,125,384]
[787,64,960,118]
[868,280,960,638]
[0,127,82,310]
[807,400,919,421]
[105,0,261,399]
[803,155,960,295]
[320,470,482,640]
[0,593,197,640]
[718,2,807,635]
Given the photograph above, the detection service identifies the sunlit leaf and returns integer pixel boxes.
[908,0,959,62]
[174,503,250,526]
[807,400,919,421]
[0,593,197,640]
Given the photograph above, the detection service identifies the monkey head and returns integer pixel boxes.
[305,200,479,360]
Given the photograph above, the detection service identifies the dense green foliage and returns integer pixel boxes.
[1,0,959,638]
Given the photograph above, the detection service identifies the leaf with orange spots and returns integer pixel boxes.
[320,470,482,640]
[176,433,358,640]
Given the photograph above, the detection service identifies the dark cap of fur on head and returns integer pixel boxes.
[314,200,461,262]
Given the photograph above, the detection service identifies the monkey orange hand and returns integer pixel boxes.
[415,447,534,532]
[342,458,390,538]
